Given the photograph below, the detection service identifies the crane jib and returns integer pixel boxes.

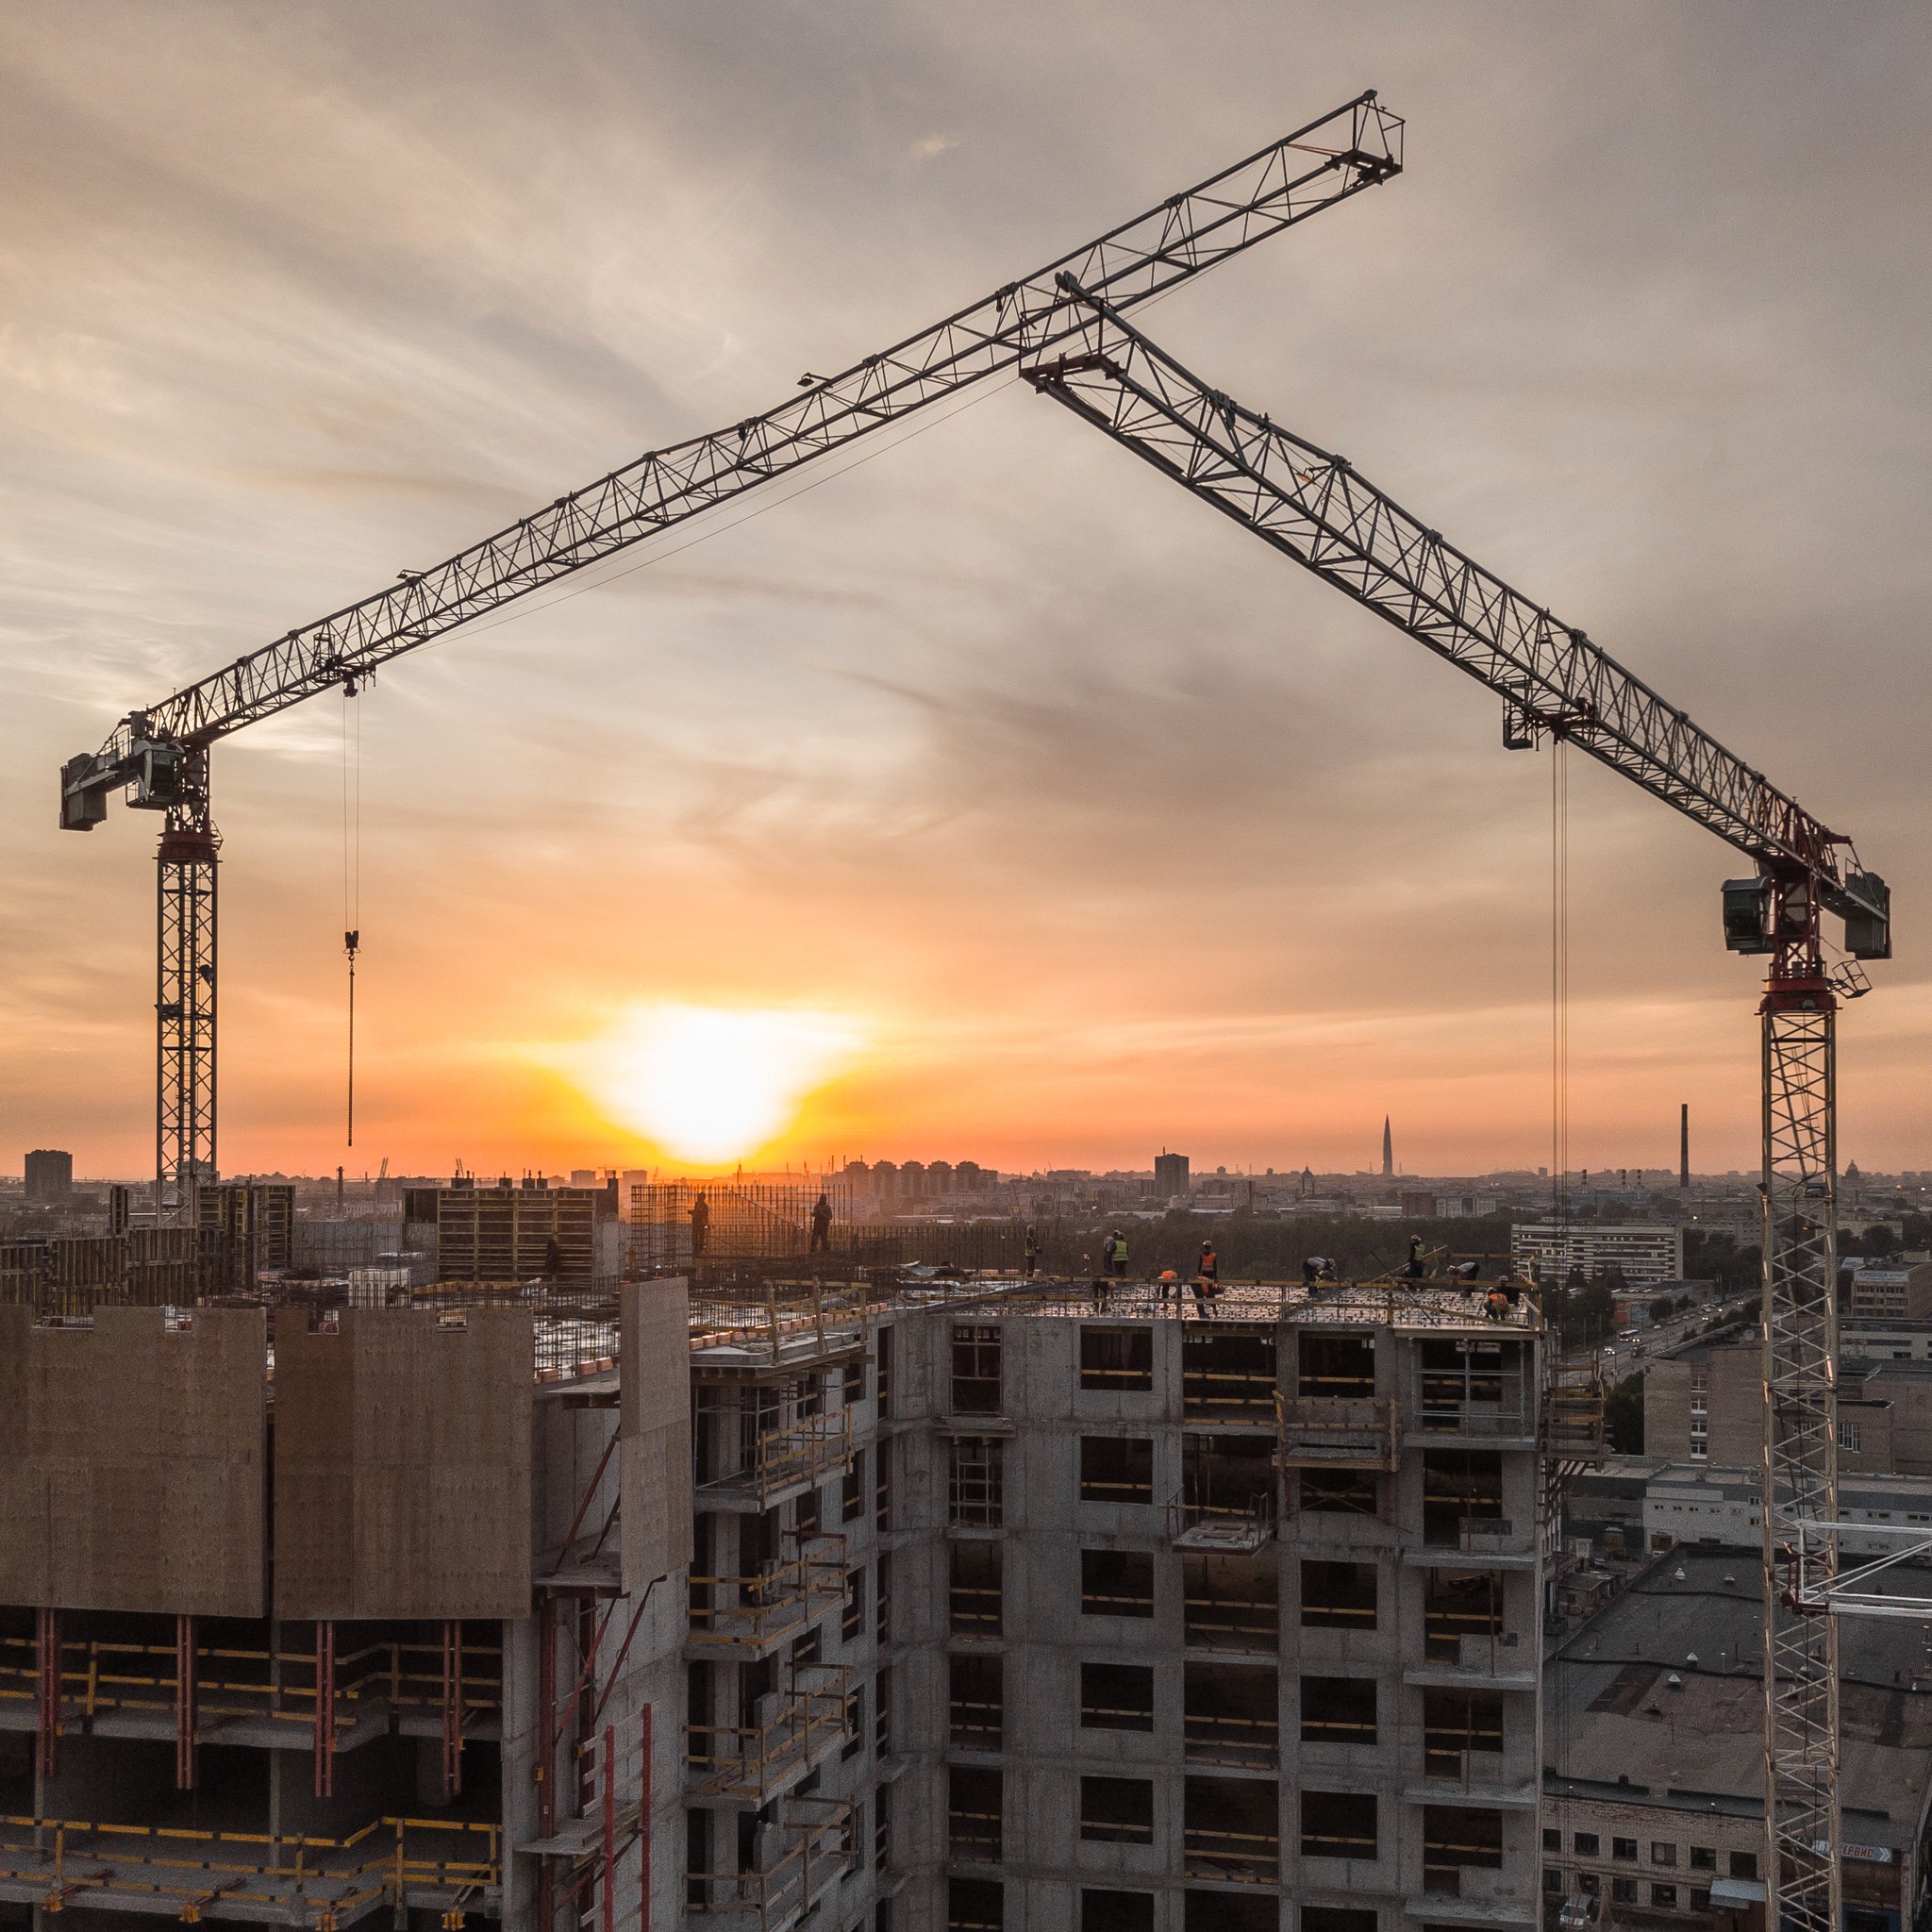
[59,92,1404,814]
[1022,289,1888,941]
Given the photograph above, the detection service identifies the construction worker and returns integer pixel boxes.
[1108,1230,1129,1280]
[1023,1224,1041,1278]
[690,1190,709,1259]
[809,1191,832,1254]
[1404,1234,1426,1280]
[1193,1239,1219,1315]
[1301,1256,1338,1291]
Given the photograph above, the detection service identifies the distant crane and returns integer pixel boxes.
[1022,286,1890,1932]
[55,90,1402,1216]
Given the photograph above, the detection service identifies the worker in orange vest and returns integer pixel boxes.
[1194,1239,1219,1315]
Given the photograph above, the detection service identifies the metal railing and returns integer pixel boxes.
[0,1633,500,1733]
[685,1668,851,1803]
[1181,1821,1279,1881]
[687,1534,847,1651]
[0,1811,499,1922]
[1182,1590,1277,1651]
[1276,1395,1401,1470]
[1412,1391,1535,1439]
[697,1408,852,1508]
[1181,1707,1278,1769]
[686,1799,852,1932]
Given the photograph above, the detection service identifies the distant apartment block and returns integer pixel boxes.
[1511,1223,1684,1289]
[843,1158,1000,1203]
[1545,1546,1932,1929]
[1154,1151,1191,1199]
[23,1149,72,1202]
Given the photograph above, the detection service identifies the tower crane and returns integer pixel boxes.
[55,90,1402,1215]
[1022,287,1891,1932]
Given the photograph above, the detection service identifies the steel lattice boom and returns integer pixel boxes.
[1023,289,1883,917]
[59,92,1401,808]
[56,92,1402,1209]
[1024,290,1890,1932]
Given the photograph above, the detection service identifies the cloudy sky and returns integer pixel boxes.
[3,3,1928,1181]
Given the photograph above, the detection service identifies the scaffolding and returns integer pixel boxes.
[0,1811,500,1926]
[687,1533,849,1653]
[685,1796,854,1930]
[0,1226,208,1316]
[684,1663,852,1805]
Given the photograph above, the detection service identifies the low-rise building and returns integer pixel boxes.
[1648,1341,1932,1478]
[1843,1321,1932,1366]
[1851,1263,1932,1322]
[1544,1546,1932,1932]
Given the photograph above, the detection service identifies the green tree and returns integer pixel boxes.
[1605,1371,1645,1455]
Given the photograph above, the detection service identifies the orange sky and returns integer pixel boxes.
[4,5,1929,1182]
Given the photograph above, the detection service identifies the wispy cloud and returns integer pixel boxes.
[2,2,1926,1176]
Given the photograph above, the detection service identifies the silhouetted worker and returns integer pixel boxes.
[809,1191,833,1253]
[1107,1230,1129,1279]
[1194,1239,1219,1315]
[690,1190,709,1258]
[1404,1233,1426,1280]
[1023,1224,1041,1278]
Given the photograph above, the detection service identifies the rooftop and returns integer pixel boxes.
[1547,1547,1932,1842]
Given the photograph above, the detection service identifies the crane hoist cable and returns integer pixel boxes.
[342,681,360,1147]
[1552,736,1571,1250]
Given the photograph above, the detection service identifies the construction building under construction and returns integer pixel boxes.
[0,1269,1562,1932]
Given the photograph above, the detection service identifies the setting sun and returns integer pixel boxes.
[583,1004,864,1164]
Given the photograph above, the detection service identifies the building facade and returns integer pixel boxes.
[1512,1224,1685,1290]
[1647,1341,1932,1479]
[0,1276,1545,1932]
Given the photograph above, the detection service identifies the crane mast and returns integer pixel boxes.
[57,90,1401,1210]
[1023,289,1890,1932]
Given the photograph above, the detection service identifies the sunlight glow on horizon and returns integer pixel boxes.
[582,1004,866,1164]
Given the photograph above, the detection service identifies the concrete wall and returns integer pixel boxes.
[1858,1367,1932,1476]
[882,1306,1544,1930]
[620,1277,694,1590]
[0,1305,266,1616]
[274,1306,532,1620]
[1645,1342,1761,1470]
